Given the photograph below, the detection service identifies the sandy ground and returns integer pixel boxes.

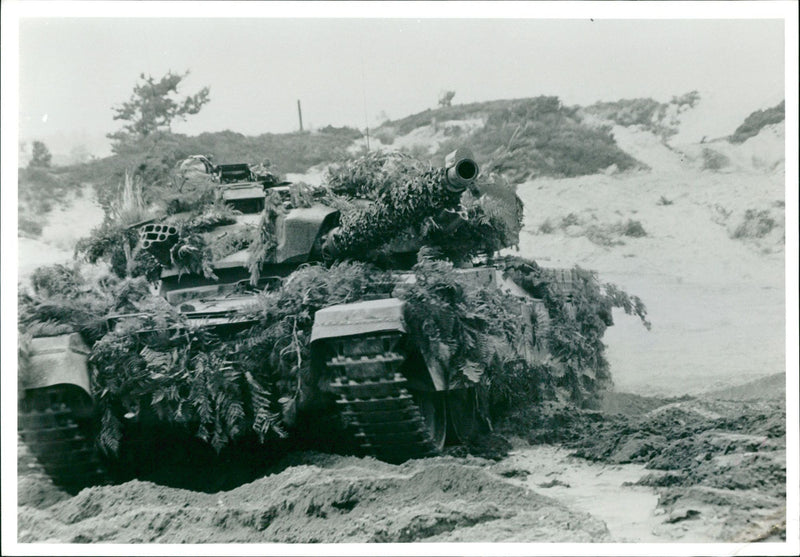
[497,445,666,542]
[514,124,785,396]
[17,380,785,544]
[18,185,105,287]
[18,452,612,543]
[15,120,788,545]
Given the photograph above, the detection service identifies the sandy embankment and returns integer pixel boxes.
[18,452,611,543]
[18,185,105,286]
[514,125,785,396]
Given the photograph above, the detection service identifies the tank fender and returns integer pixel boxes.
[20,334,92,397]
[311,298,448,392]
[311,298,407,343]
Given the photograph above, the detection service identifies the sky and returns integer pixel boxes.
[13,6,787,159]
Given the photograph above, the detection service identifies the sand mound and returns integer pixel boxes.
[677,122,784,174]
[38,185,105,250]
[18,453,608,543]
[610,125,687,174]
[18,184,105,286]
[374,118,485,155]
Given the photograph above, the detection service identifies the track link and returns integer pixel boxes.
[326,333,441,461]
[18,387,106,490]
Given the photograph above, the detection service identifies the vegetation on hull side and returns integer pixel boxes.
[19,149,649,488]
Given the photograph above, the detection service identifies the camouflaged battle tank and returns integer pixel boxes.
[19,148,572,487]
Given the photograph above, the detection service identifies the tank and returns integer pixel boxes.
[18,148,581,488]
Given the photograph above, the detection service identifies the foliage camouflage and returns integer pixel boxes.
[75,151,521,281]
[22,149,649,456]
[22,253,649,455]
[324,152,522,262]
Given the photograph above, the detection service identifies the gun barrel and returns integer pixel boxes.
[444,148,480,192]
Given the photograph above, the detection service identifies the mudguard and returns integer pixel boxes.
[20,333,92,397]
[311,298,448,392]
[311,298,407,342]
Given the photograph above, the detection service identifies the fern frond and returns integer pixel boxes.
[99,409,123,455]
[245,371,286,441]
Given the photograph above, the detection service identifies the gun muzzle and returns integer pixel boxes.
[444,148,479,193]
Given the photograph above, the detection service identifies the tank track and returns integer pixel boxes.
[18,387,106,490]
[326,333,441,462]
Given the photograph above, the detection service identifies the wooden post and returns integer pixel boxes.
[297,100,304,132]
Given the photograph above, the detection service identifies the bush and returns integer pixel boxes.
[702,148,730,171]
[731,209,777,240]
[466,98,639,181]
[538,219,555,234]
[622,219,647,238]
[561,213,581,227]
[18,167,79,216]
[29,141,52,168]
[583,92,700,139]
[373,128,396,145]
[729,101,785,144]
[584,225,625,247]
[538,213,646,246]
[18,215,43,238]
[370,96,640,181]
